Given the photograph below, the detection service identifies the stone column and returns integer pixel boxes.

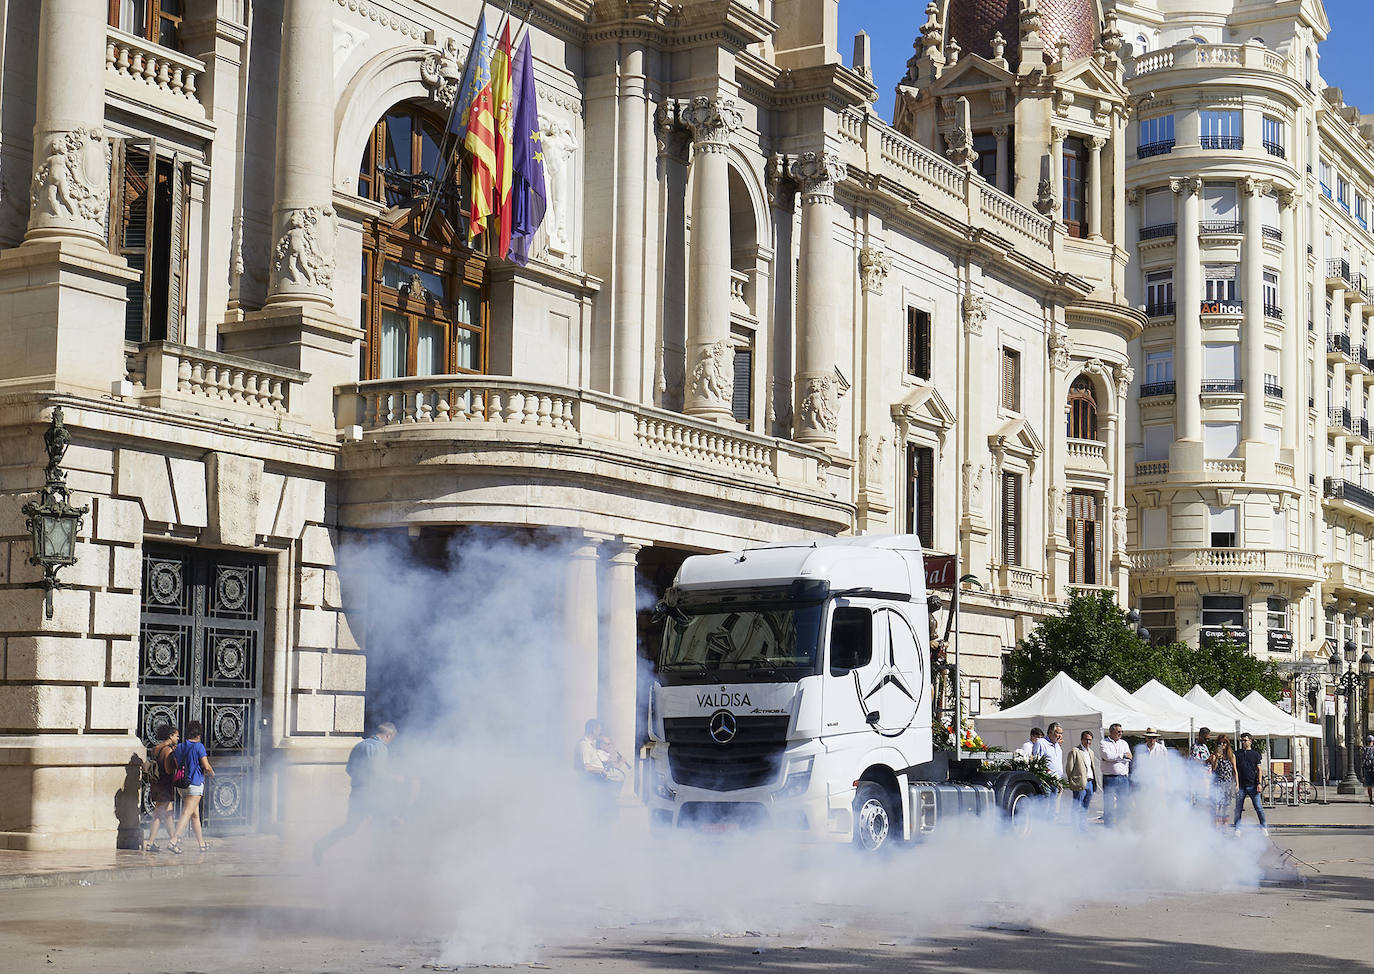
[563,536,602,750]
[611,48,649,400]
[1279,190,1300,454]
[1088,136,1105,240]
[601,540,643,781]
[1173,176,1203,441]
[1241,177,1270,443]
[790,149,847,445]
[267,0,336,309]
[994,126,1009,193]
[1051,127,1066,225]
[681,95,742,422]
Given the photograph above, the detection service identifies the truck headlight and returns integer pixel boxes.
[776,757,813,801]
[654,773,676,801]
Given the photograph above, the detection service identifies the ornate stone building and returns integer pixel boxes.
[0,0,1133,849]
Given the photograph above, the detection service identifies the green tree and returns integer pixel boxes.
[1173,632,1283,701]
[1000,589,1184,704]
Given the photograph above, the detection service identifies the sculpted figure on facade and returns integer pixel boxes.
[1049,486,1066,536]
[798,373,839,435]
[1048,328,1073,373]
[963,461,986,514]
[859,431,888,491]
[30,127,111,235]
[420,36,463,109]
[1113,505,1129,554]
[859,247,891,295]
[272,205,337,292]
[539,114,577,256]
[689,339,734,406]
[1114,364,1134,400]
[962,292,986,336]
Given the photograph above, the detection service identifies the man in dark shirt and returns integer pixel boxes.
[1232,732,1267,832]
[314,722,398,864]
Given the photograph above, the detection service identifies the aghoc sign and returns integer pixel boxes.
[1200,300,1243,315]
[924,554,957,591]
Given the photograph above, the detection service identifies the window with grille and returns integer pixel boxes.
[1137,115,1175,157]
[906,307,931,379]
[1001,471,1022,566]
[1145,270,1174,314]
[1001,347,1021,412]
[905,444,934,547]
[109,141,188,345]
[1338,175,1350,212]
[1066,490,1100,585]
[1261,117,1286,157]
[1067,376,1098,439]
[1200,110,1241,149]
[1263,271,1280,319]
[108,0,182,50]
[1062,137,1087,238]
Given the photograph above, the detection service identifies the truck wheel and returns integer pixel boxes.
[853,782,898,852]
[1003,781,1038,835]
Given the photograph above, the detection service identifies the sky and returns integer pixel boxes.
[837,0,1374,123]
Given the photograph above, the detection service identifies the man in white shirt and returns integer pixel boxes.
[1099,722,1133,827]
[577,718,619,817]
[1018,727,1044,759]
[1038,723,1066,780]
[1133,728,1170,786]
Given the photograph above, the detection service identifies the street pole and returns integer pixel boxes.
[1333,648,1373,794]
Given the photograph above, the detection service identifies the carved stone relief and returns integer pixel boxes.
[789,151,847,203]
[859,247,891,295]
[420,36,463,109]
[798,373,839,434]
[962,292,986,336]
[689,339,734,406]
[30,127,111,236]
[1049,329,1073,373]
[963,461,986,514]
[681,96,743,154]
[538,113,577,259]
[271,205,337,292]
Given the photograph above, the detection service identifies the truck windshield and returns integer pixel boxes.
[659,603,824,682]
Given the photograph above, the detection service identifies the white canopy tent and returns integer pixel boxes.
[974,672,1155,752]
[1121,679,1212,736]
[1088,677,1157,734]
[1241,691,1323,739]
[1184,685,1256,735]
[1209,689,1288,737]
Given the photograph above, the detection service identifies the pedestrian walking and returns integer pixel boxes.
[313,722,398,865]
[168,721,214,854]
[1232,733,1267,833]
[1361,734,1374,805]
[1100,723,1132,827]
[1210,733,1237,829]
[143,724,179,852]
[1065,730,1100,827]
[1018,727,1044,759]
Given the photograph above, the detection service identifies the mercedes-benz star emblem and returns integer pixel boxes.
[708,709,737,744]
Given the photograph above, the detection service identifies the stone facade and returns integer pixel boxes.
[0,0,1139,848]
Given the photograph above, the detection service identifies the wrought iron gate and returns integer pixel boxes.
[136,546,266,833]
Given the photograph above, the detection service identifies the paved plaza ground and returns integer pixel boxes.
[0,796,1370,973]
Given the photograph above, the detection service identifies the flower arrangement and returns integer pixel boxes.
[933,717,989,753]
[983,751,1066,793]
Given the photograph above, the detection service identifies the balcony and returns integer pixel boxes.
[1201,137,1243,150]
[1139,223,1177,241]
[105,27,207,124]
[1203,458,1246,480]
[1325,477,1374,518]
[1262,226,1282,243]
[1199,221,1242,235]
[1263,304,1283,321]
[1131,547,1321,579]
[1328,259,1353,287]
[1065,437,1108,472]
[1325,560,1374,595]
[1140,381,1176,398]
[1361,417,1372,439]
[1137,141,1175,159]
[123,342,309,433]
[1145,301,1176,318]
[1329,406,1354,431]
[1201,378,1243,394]
[1134,459,1169,482]
[1263,141,1286,159]
[1328,332,1352,357]
[1264,380,1284,399]
[334,376,852,537]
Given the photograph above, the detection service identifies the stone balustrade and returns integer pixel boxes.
[729,270,751,318]
[1130,42,1291,80]
[1203,458,1246,480]
[105,27,205,117]
[1132,547,1320,577]
[1066,437,1108,469]
[124,342,309,431]
[339,376,830,491]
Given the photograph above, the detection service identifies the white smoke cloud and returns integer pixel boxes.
[294,534,1270,967]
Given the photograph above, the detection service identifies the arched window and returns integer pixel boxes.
[1135,34,1150,54]
[358,103,487,382]
[1067,375,1099,439]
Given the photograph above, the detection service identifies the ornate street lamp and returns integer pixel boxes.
[1330,643,1374,794]
[21,407,88,620]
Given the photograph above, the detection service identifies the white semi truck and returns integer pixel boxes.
[645,535,1047,850]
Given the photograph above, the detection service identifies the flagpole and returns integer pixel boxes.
[418,0,490,239]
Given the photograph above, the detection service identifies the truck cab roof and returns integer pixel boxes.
[673,535,928,602]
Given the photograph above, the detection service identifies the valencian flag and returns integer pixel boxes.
[463,24,499,241]
[507,32,547,265]
[449,12,490,145]
[490,22,516,257]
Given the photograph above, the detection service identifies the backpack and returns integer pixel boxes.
[171,742,190,788]
[141,744,162,786]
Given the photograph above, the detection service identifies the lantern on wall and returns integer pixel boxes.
[21,407,88,619]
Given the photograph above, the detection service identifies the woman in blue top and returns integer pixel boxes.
[168,720,215,853]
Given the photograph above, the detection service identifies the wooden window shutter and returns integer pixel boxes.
[905,308,916,375]
[164,156,187,344]
[1001,348,1020,411]
[1001,471,1021,566]
[113,139,156,344]
[906,309,932,379]
[916,446,934,547]
[731,346,752,425]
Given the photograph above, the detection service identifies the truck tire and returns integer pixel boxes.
[1003,780,1039,835]
[853,781,898,852]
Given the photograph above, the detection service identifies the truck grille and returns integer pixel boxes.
[664,715,790,791]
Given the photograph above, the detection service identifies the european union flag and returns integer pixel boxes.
[450,12,492,143]
[508,32,547,265]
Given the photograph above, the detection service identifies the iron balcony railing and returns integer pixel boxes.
[1361,417,1371,439]
[1326,477,1374,515]
[1263,140,1286,159]
[1264,381,1284,399]
[1139,223,1177,240]
[1262,225,1282,242]
[1200,220,1242,234]
[1329,259,1352,284]
[1140,381,1176,398]
[1330,406,1354,430]
[1137,140,1175,159]
[1202,379,1243,394]
[1263,304,1283,320]
[1201,136,1243,150]
[1145,301,1176,318]
[1329,332,1352,355]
